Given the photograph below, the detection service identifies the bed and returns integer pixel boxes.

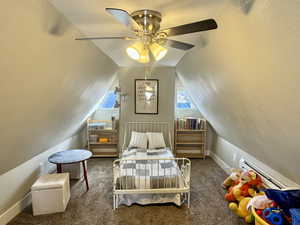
[113,122,191,209]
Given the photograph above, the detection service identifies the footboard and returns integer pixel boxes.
[113,158,191,209]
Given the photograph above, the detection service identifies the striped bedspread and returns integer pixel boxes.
[116,148,182,190]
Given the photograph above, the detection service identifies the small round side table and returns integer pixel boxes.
[48,149,92,190]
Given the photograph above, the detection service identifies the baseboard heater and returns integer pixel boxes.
[239,158,285,189]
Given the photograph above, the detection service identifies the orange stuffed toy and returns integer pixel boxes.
[247,170,263,188]
[225,170,262,202]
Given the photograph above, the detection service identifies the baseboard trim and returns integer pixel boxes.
[209,152,231,175]
[209,149,300,188]
[0,193,31,225]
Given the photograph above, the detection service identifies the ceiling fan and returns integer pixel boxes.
[75,8,218,63]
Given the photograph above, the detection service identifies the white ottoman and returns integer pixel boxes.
[31,173,70,216]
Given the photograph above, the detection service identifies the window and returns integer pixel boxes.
[176,89,195,109]
[99,91,118,109]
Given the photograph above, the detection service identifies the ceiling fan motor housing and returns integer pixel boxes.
[131,9,162,35]
[76,8,218,55]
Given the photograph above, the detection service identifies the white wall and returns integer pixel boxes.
[0,0,118,175]
[0,0,118,221]
[118,67,175,148]
[211,136,299,187]
[177,0,300,184]
[0,131,84,221]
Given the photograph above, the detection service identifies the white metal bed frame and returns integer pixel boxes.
[113,122,191,209]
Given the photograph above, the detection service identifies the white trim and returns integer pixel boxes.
[220,137,300,188]
[211,152,300,189]
[209,152,231,175]
[0,193,31,225]
[0,132,84,224]
[237,156,300,189]
[210,136,300,188]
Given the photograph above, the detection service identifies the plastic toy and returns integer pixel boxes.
[263,208,286,225]
[256,209,263,216]
[229,197,254,223]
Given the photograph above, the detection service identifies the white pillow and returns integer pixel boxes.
[146,132,166,149]
[128,131,148,149]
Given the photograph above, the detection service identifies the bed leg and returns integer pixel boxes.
[187,192,191,208]
[113,194,115,210]
[116,194,119,209]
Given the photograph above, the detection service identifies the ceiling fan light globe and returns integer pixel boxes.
[138,48,150,63]
[150,43,168,61]
[126,47,140,60]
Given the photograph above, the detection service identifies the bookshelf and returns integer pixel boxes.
[87,119,118,157]
[174,118,207,159]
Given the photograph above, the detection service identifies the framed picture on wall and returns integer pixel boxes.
[135,79,159,114]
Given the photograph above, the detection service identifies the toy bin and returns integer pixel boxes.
[251,206,270,225]
[31,173,70,215]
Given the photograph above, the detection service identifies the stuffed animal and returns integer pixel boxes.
[222,168,242,189]
[247,194,273,210]
[229,197,254,223]
[247,170,263,188]
[225,171,259,202]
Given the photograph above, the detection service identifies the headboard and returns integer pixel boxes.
[122,121,172,152]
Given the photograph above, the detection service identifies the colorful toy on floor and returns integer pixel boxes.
[264,189,300,217]
[225,170,261,202]
[229,197,254,223]
[256,209,263,216]
[263,207,286,225]
[222,168,242,189]
[247,195,274,210]
[247,170,263,188]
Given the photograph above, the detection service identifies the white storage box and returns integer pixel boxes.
[31,173,70,216]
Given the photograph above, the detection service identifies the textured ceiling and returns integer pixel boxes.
[49,0,226,67]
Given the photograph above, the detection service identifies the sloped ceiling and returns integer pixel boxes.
[49,0,226,67]
[0,0,118,174]
[177,0,300,183]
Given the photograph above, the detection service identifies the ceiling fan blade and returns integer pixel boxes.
[105,8,141,32]
[165,39,194,50]
[161,19,217,37]
[75,36,136,41]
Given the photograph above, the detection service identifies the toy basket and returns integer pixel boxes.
[251,207,270,225]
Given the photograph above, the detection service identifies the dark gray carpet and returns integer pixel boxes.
[8,157,246,225]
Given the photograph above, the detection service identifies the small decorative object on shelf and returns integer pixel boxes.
[87,118,119,157]
[174,118,207,159]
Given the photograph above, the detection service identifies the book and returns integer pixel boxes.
[176,118,206,130]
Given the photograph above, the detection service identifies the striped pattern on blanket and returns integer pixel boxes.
[116,148,182,190]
